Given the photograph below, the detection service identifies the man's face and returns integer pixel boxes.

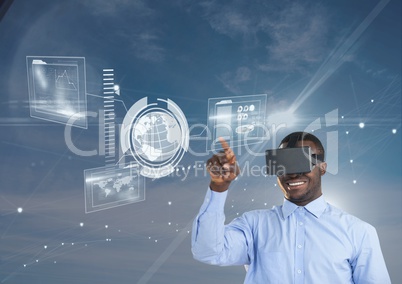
[277,140,327,206]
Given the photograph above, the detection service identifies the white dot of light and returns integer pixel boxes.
[168,201,172,205]
[341,116,344,119]
[359,123,365,129]
[44,245,47,249]
[371,99,374,103]
[105,225,108,229]
[346,131,349,134]
[353,180,357,184]
[168,222,171,226]
[350,160,353,163]
[392,129,397,134]
[17,207,23,213]
[23,264,27,267]
[80,222,84,227]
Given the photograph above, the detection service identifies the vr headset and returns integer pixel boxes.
[265,134,324,176]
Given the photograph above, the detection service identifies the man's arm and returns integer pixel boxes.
[191,188,252,266]
[191,138,251,266]
[351,223,391,283]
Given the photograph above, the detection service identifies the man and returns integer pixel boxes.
[191,132,391,283]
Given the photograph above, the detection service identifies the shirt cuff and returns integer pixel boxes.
[201,187,228,213]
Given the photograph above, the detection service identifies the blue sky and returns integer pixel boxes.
[0,0,400,283]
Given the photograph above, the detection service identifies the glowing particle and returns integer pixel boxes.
[36,260,39,263]
[264,203,267,206]
[353,180,357,184]
[23,264,27,267]
[371,99,374,103]
[350,160,353,163]
[17,207,23,213]
[392,129,397,134]
[79,222,84,227]
[54,261,57,264]
[44,245,47,249]
[71,243,74,245]
[61,243,64,246]
[105,225,108,229]
[341,116,344,119]
[148,237,151,239]
[231,205,234,208]
[251,199,254,202]
[244,188,247,191]
[168,201,172,205]
[155,240,158,243]
[359,123,365,129]
[346,131,349,134]
[168,222,171,226]
[187,231,190,234]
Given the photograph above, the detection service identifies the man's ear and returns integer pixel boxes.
[319,162,327,176]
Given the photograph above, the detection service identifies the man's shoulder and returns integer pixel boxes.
[324,203,375,230]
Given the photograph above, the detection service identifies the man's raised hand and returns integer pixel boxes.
[206,137,240,192]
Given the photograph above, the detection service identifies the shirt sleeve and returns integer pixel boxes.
[351,223,391,283]
[191,188,253,266]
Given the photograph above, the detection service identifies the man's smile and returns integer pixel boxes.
[285,180,307,189]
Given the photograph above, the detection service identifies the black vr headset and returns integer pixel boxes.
[265,133,324,176]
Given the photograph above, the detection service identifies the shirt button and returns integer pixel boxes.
[297,269,302,274]
[297,244,302,249]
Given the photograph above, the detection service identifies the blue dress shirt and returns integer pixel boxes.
[192,189,391,284]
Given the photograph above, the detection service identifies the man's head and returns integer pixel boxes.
[277,132,327,206]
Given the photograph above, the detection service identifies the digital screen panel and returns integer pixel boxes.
[26,56,87,128]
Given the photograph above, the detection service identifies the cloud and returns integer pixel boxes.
[199,0,330,72]
[81,0,165,62]
[260,2,329,71]
[217,66,252,94]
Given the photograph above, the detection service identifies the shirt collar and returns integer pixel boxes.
[281,195,327,219]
